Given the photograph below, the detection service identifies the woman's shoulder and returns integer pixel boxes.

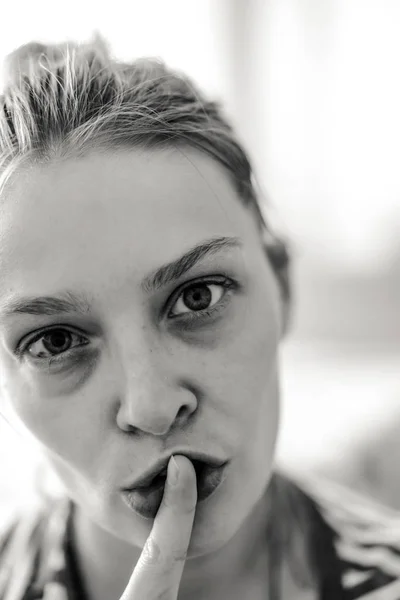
[280,469,400,599]
[0,496,71,599]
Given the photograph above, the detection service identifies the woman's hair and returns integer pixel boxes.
[0,33,290,304]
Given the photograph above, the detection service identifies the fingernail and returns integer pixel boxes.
[169,455,180,486]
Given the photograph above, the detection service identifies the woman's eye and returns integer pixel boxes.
[26,329,87,358]
[170,283,225,317]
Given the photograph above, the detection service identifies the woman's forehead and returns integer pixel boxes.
[1,147,248,238]
[0,147,260,301]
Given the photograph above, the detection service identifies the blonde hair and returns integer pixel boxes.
[0,33,290,300]
[1,35,256,203]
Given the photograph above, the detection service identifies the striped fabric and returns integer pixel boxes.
[0,474,400,599]
[296,473,400,599]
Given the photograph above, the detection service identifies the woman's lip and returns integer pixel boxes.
[121,461,229,519]
[121,452,227,491]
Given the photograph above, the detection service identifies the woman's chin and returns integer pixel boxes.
[187,476,272,560]
[186,526,230,559]
[185,496,243,558]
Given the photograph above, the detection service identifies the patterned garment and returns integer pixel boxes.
[298,473,400,599]
[0,473,400,600]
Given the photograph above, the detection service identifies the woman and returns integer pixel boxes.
[0,35,399,600]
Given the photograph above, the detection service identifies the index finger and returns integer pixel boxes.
[120,454,197,599]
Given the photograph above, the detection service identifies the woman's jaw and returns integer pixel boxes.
[68,450,276,598]
[68,464,276,598]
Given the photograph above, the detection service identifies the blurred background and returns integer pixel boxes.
[0,0,399,516]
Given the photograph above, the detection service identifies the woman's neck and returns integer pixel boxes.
[71,490,273,600]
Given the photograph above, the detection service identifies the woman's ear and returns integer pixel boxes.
[262,230,292,338]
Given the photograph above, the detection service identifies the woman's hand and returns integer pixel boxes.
[120,455,197,599]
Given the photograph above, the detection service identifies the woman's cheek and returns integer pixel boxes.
[0,355,96,455]
[3,346,99,405]
[4,373,104,477]
[24,348,100,396]
[215,307,280,441]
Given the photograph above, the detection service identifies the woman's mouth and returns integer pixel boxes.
[121,458,229,519]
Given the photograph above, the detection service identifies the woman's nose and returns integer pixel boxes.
[115,352,198,436]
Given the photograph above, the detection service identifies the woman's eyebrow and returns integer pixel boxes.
[1,291,91,318]
[0,236,241,318]
[141,236,241,293]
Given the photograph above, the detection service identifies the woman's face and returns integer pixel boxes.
[0,147,282,557]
